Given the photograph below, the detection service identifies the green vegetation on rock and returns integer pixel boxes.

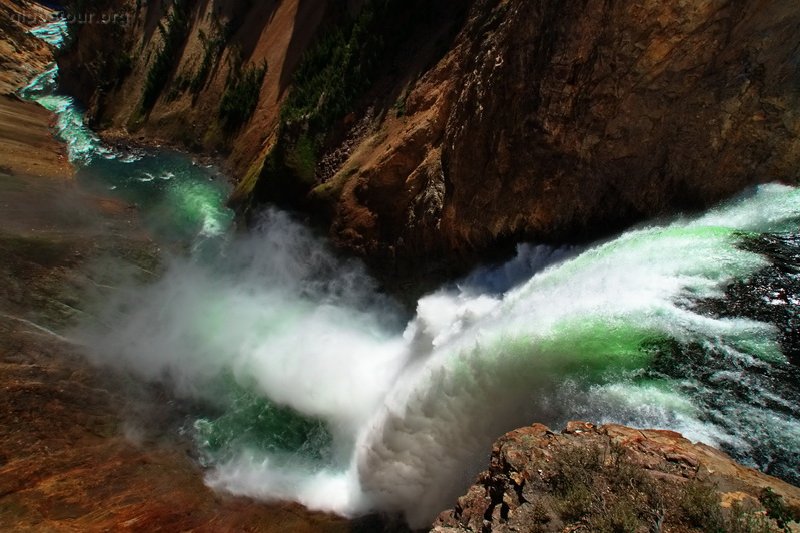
[253,0,411,203]
[190,26,226,95]
[141,0,191,111]
[541,444,799,533]
[219,60,267,132]
[280,1,390,133]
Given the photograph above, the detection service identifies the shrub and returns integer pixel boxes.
[535,442,793,533]
[190,27,226,94]
[255,0,413,199]
[140,0,191,111]
[678,479,726,531]
[759,488,800,532]
[279,0,399,138]
[219,60,267,131]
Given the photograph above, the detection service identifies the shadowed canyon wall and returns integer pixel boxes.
[60,0,800,275]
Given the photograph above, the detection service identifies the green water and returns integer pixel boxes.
[75,152,234,247]
[193,378,333,466]
[21,19,800,526]
[18,21,233,248]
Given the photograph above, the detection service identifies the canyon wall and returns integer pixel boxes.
[57,0,342,175]
[60,0,800,274]
[0,0,72,178]
[0,0,56,94]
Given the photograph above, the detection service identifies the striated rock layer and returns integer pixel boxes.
[57,0,339,181]
[0,0,54,94]
[59,0,800,276]
[432,422,800,533]
[0,1,72,179]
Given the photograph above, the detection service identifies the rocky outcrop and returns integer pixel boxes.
[0,1,72,179]
[322,0,800,274]
[58,0,800,278]
[432,422,800,533]
[0,0,54,94]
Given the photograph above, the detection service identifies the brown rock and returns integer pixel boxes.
[0,0,55,95]
[334,0,800,273]
[58,0,800,277]
[432,422,800,533]
[0,1,72,180]
[0,95,73,180]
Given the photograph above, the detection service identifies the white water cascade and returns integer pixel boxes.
[75,185,800,527]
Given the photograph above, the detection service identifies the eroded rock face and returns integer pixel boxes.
[328,0,800,272]
[58,0,800,274]
[431,422,800,533]
[56,0,335,177]
[437,0,800,250]
[0,0,54,94]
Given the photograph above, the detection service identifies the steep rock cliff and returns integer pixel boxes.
[59,0,800,275]
[318,0,800,273]
[58,0,341,175]
[432,422,800,533]
[0,0,72,178]
[0,0,56,94]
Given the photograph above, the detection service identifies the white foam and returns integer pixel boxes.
[77,185,800,526]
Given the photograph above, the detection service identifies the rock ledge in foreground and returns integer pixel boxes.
[433,422,800,533]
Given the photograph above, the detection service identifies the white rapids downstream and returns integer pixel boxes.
[22,18,800,529]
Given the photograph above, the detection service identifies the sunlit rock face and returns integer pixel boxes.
[0,0,55,94]
[327,0,800,271]
[436,0,800,250]
[432,422,800,533]
[58,0,800,276]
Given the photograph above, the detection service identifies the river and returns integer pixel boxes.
[20,19,800,529]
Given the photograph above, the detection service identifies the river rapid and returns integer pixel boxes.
[21,19,800,528]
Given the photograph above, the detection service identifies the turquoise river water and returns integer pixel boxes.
[20,20,800,528]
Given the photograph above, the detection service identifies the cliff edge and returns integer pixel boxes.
[432,422,800,533]
[58,0,800,276]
